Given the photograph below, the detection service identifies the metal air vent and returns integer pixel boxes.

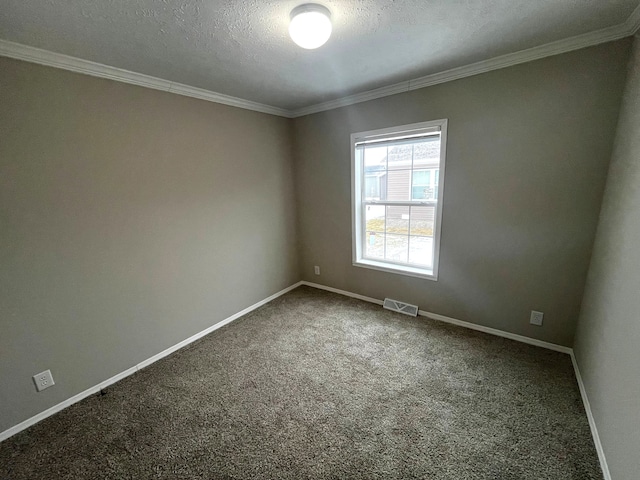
[383,298,419,317]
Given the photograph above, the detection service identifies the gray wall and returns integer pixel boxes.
[574,36,640,480]
[0,57,299,432]
[293,40,631,347]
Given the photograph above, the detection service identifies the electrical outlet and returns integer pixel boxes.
[314,265,320,275]
[530,310,544,326]
[33,369,55,392]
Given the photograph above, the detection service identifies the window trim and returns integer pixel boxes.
[351,119,448,281]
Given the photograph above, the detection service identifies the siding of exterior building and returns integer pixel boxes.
[378,140,440,225]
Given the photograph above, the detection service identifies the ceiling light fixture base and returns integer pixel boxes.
[289,3,332,50]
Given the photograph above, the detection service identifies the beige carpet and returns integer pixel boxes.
[0,286,602,479]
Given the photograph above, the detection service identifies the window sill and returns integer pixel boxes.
[353,258,438,281]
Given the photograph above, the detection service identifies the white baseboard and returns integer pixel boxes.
[0,281,303,443]
[0,365,139,444]
[301,281,570,353]
[300,280,610,478]
[136,281,303,370]
[417,310,571,354]
[569,352,611,480]
[301,281,384,306]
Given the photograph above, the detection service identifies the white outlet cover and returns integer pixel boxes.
[530,310,544,326]
[314,266,320,275]
[33,369,55,392]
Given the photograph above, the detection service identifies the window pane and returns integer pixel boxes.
[386,169,411,201]
[412,170,430,186]
[364,175,380,199]
[411,186,425,200]
[413,138,440,168]
[408,236,433,267]
[412,185,436,200]
[386,206,409,235]
[412,170,437,200]
[387,144,413,170]
[364,146,387,172]
[410,206,434,236]
[365,205,385,232]
[365,231,385,259]
[385,234,409,263]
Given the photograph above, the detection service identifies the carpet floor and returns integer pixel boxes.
[0,286,602,479]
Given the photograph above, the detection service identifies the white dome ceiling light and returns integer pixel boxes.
[289,4,332,50]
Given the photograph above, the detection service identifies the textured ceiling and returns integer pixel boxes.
[0,0,638,110]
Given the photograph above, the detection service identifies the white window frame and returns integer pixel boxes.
[351,119,448,281]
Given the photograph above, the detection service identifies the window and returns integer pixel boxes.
[412,169,439,200]
[351,120,447,280]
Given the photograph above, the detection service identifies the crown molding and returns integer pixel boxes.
[291,82,412,118]
[1,3,638,120]
[626,2,640,34]
[407,23,631,91]
[291,15,639,117]
[0,40,292,118]
[165,82,291,117]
